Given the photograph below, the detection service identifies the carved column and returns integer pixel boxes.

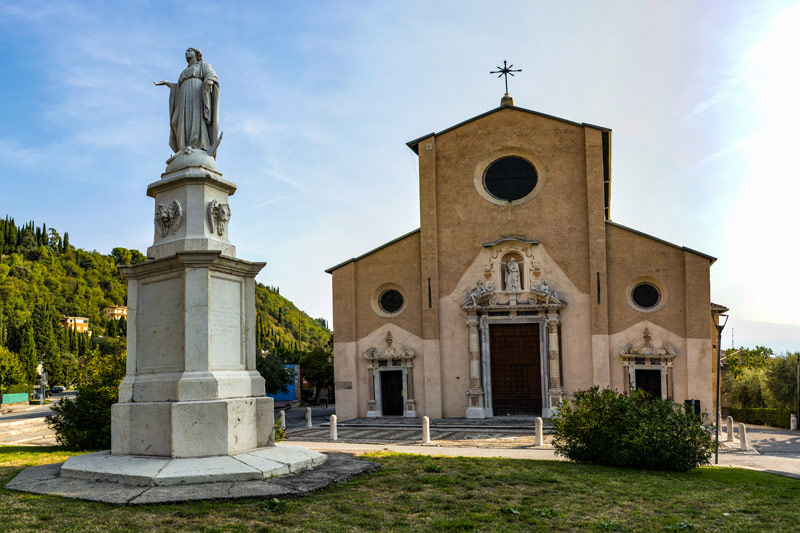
[544,314,565,417]
[402,349,418,417]
[363,350,379,417]
[465,314,487,418]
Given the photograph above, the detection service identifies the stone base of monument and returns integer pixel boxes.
[5,450,379,505]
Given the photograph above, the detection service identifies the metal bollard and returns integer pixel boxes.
[305,407,313,428]
[422,416,430,444]
[726,416,734,442]
[535,417,543,447]
[330,414,338,441]
[738,423,748,451]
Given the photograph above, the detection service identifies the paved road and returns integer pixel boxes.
[0,391,76,421]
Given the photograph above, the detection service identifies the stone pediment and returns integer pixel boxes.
[363,331,417,364]
[461,279,566,312]
[619,328,676,359]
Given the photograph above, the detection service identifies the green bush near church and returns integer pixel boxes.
[552,387,714,472]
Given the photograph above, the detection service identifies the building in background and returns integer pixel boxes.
[60,316,90,334]
[103,305,128,320]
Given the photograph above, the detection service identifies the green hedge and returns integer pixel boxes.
[727,407,793,429]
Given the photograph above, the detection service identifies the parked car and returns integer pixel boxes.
[50,386,65,394]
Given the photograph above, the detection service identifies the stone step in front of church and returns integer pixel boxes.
[286,425,553,444]
[326,416,554,431]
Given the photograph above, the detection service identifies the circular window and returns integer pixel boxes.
[483,156,538,202]
[378,289,404,314]
[632,283,660,309]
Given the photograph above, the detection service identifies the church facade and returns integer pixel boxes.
[327,97,719,420]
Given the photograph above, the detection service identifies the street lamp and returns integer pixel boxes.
[714,313,729,465]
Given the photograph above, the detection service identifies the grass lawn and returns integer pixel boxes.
[2,446,799,532]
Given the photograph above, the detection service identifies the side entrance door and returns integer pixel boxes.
[380,370,404,416]
[635,369,662,399]
[489,323,542,415]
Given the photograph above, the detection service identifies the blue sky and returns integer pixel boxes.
[1,1,799,352]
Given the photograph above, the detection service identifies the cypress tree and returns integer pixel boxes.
[18,321,37,384]
[107,318,117,338]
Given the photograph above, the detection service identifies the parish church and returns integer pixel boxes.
[327,88,722,420]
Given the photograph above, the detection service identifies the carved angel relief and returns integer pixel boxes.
[463,280,495,307]
[207,200,231,236]
[154,200,183,237]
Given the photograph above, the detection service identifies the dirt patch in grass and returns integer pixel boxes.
[2,446,799,531]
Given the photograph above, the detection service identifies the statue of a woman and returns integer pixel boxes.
[155,48,221,165]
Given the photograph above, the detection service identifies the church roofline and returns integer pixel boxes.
[325,228,421,274]
[606,220,717,264]
[406,105,611,154]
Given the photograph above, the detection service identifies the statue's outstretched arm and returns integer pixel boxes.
[153,80,175,88]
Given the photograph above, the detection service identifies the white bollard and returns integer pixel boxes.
[535,417,543,447]
[330,414,338,441]
[726,416,734,442]
[422,416,430,444]
[305,407,313,428]
[791,414,798,431]
[279,410,286,431]
[738,423,748,451]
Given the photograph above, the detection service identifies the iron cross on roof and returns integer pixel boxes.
[490,60,521,94]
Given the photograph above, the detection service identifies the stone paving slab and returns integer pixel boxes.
[5,453,379,505]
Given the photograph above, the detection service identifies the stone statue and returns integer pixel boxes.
[155,47,222,170]
[505,258,520,292]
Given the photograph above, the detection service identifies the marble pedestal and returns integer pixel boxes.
[60,165,322,489]
[113,250,270,458]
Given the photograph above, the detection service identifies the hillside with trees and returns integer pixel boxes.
[0,215,332,391]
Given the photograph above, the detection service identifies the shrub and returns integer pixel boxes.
[727,407,793,429]
[47,351,125,450]
[4,383,32,394]
[552,387,714,471]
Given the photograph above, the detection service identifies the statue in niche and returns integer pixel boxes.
[505,258,521,292]
[155,48,222,170]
